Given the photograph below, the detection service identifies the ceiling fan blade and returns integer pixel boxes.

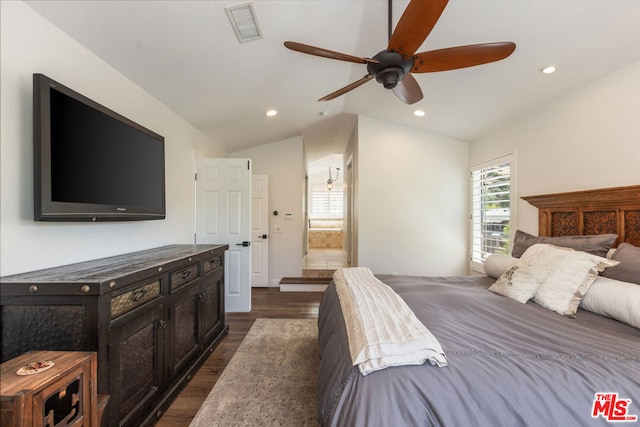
[412,42,516,73]
[392,73,423,105]
[319,75,374,101]
[284,41,378,64]
[388,0,449,60]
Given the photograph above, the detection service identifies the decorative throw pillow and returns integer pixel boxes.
[488,246,558,303]
[601,242,640,285]
[580,276,640,329]
[511,230,617,258]
[483,254,519,279]
[531,245,619,317]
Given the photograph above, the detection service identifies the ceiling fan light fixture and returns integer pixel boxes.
[375,67,405,89]
[367,50,414,90]
[284,0,515,104]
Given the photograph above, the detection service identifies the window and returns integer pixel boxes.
[471,155,513,271]
[311,190,343,218]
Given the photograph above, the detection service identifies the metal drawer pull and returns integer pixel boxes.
[131,289,147,302]
[110,280,160,319]
[182,270,192,280]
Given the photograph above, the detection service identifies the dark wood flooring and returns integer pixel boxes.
[155,288,323,427]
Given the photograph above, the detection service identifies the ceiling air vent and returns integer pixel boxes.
[225,2,263,44]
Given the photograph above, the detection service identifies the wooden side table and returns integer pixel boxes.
[1,351,107,427]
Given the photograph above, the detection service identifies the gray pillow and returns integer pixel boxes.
[511,229,617,258]
[601,242,640,285]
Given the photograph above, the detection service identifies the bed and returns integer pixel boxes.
[317,185,640,426]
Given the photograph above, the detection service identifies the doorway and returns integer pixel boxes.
[303,155,348,278]
[251,174,269,287]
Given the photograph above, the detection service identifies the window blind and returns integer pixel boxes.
[471,160,511,265]
[311,190,343,218]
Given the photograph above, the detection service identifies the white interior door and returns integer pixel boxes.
[251,175,269,287]
[196,158,251,312]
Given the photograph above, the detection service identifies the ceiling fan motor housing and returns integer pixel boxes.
[368,50,415,89]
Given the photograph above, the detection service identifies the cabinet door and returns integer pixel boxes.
[109,305,164,427]
[200,270,224,345]
[167,285,201,380]
[1,297,98,363]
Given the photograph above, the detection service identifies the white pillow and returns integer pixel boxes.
[483,254,518,279]
[580,276,640,329]
[531,244,619,317]
[488,246,558,303]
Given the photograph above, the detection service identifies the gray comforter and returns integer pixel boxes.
[317,275,640,426]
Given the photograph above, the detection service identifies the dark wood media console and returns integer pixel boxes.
[0,244,229,427]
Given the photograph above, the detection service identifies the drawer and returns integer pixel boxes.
[111,280,161,319]
[203,254,222,275]
[169,263,200,292]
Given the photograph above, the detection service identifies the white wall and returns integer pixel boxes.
[471,59,640,235]
[356,116,470,276]
[0,1,227,276]
[231,136,305,286]
[343,122,359,267]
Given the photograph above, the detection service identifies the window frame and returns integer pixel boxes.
[469,153,517,273]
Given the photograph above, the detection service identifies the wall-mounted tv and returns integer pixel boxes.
[34,73,166,221]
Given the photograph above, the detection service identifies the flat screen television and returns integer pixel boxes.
[33,73,166,221]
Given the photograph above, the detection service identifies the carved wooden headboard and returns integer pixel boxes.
[522,185,640,247]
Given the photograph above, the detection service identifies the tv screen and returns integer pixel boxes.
[34,73,166,221]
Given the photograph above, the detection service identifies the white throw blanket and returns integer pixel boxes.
[333,267,447,375]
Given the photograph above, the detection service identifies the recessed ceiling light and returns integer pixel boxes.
[540,65,557,74]
[413,110,426,117]
[266,109,277,117]
[319,110,329,117]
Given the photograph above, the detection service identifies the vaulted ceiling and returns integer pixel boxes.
[25,0,640,168]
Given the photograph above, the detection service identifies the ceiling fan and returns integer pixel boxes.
[284,0,516,105]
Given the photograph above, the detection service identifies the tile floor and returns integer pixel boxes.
[302,249,348,278]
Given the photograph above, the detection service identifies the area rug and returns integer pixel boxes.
[190,318,319,427]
